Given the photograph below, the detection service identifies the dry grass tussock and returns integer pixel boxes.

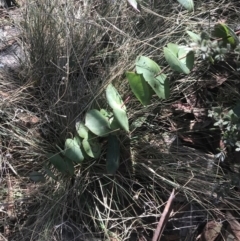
[1,0,240,240]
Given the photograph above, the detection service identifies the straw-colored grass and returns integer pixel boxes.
[1,0,240,240]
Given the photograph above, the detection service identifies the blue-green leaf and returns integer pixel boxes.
[47,153,68,173]
[186,31,201,43]
[213,23,239,48]
[44,167,58,180]
[76,121,89,139]
[127,0,141,12]
[100,109,121,132]
[29,171,45,182]
[82,138,101,158]
[106,135,120,174]
[106,84,129,132]
[126,71,152,106]
[64,138,84,163]
[85,109,111,137]
[135,56,169,99]
[177,0,194,11]
[164,44,194,74]
[178,47,194,72]
[167,43,179,56]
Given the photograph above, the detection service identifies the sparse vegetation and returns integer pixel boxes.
[1,0,240,241]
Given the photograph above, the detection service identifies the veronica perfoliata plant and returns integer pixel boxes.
[47,83,130,177]
[47,21,240,178]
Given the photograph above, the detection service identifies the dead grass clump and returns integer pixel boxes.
[0,68,50,240]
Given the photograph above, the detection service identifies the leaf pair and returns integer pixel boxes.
[76,121,101,158]
[106,84,129,132]
[84,84,130,136]
[164,43,194,74]
[126,56,169,106]
[47,137,84,176]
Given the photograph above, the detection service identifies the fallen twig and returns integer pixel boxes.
[152,189,175,241]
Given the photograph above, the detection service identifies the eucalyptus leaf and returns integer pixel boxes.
[126,71,152,106]
[135,56,170,99]
[106,135,120,174]
[64,138,84,163]
[85,109,111,137]
[177,0,194,11]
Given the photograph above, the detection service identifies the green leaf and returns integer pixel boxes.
[164,44,192,74]
[106,84,129,132]
[167,43,179,56]
[76,121,89,139]
[109,116,121,132]
[178,47,195,71]
[64,157,75,176]
[82,138,101,158]
[106,84,126,110]
[100,109,120,132]
[47,153,68,174]
[100,109,112,118]
[112,108,129,132]
[135,56,170,99]
[186,31,201,43]
[126,72,152,106]
[85,109,111,137]
[29,171,45,182]
[136,56,160,74]
[44,166,58,180]
[177,0,194,11]
[127,0,141,12]
[106,135,120,174]
[213,23,239,48]
[74,135,82,145]
[64,138,84,163]
[233,102,240,118]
